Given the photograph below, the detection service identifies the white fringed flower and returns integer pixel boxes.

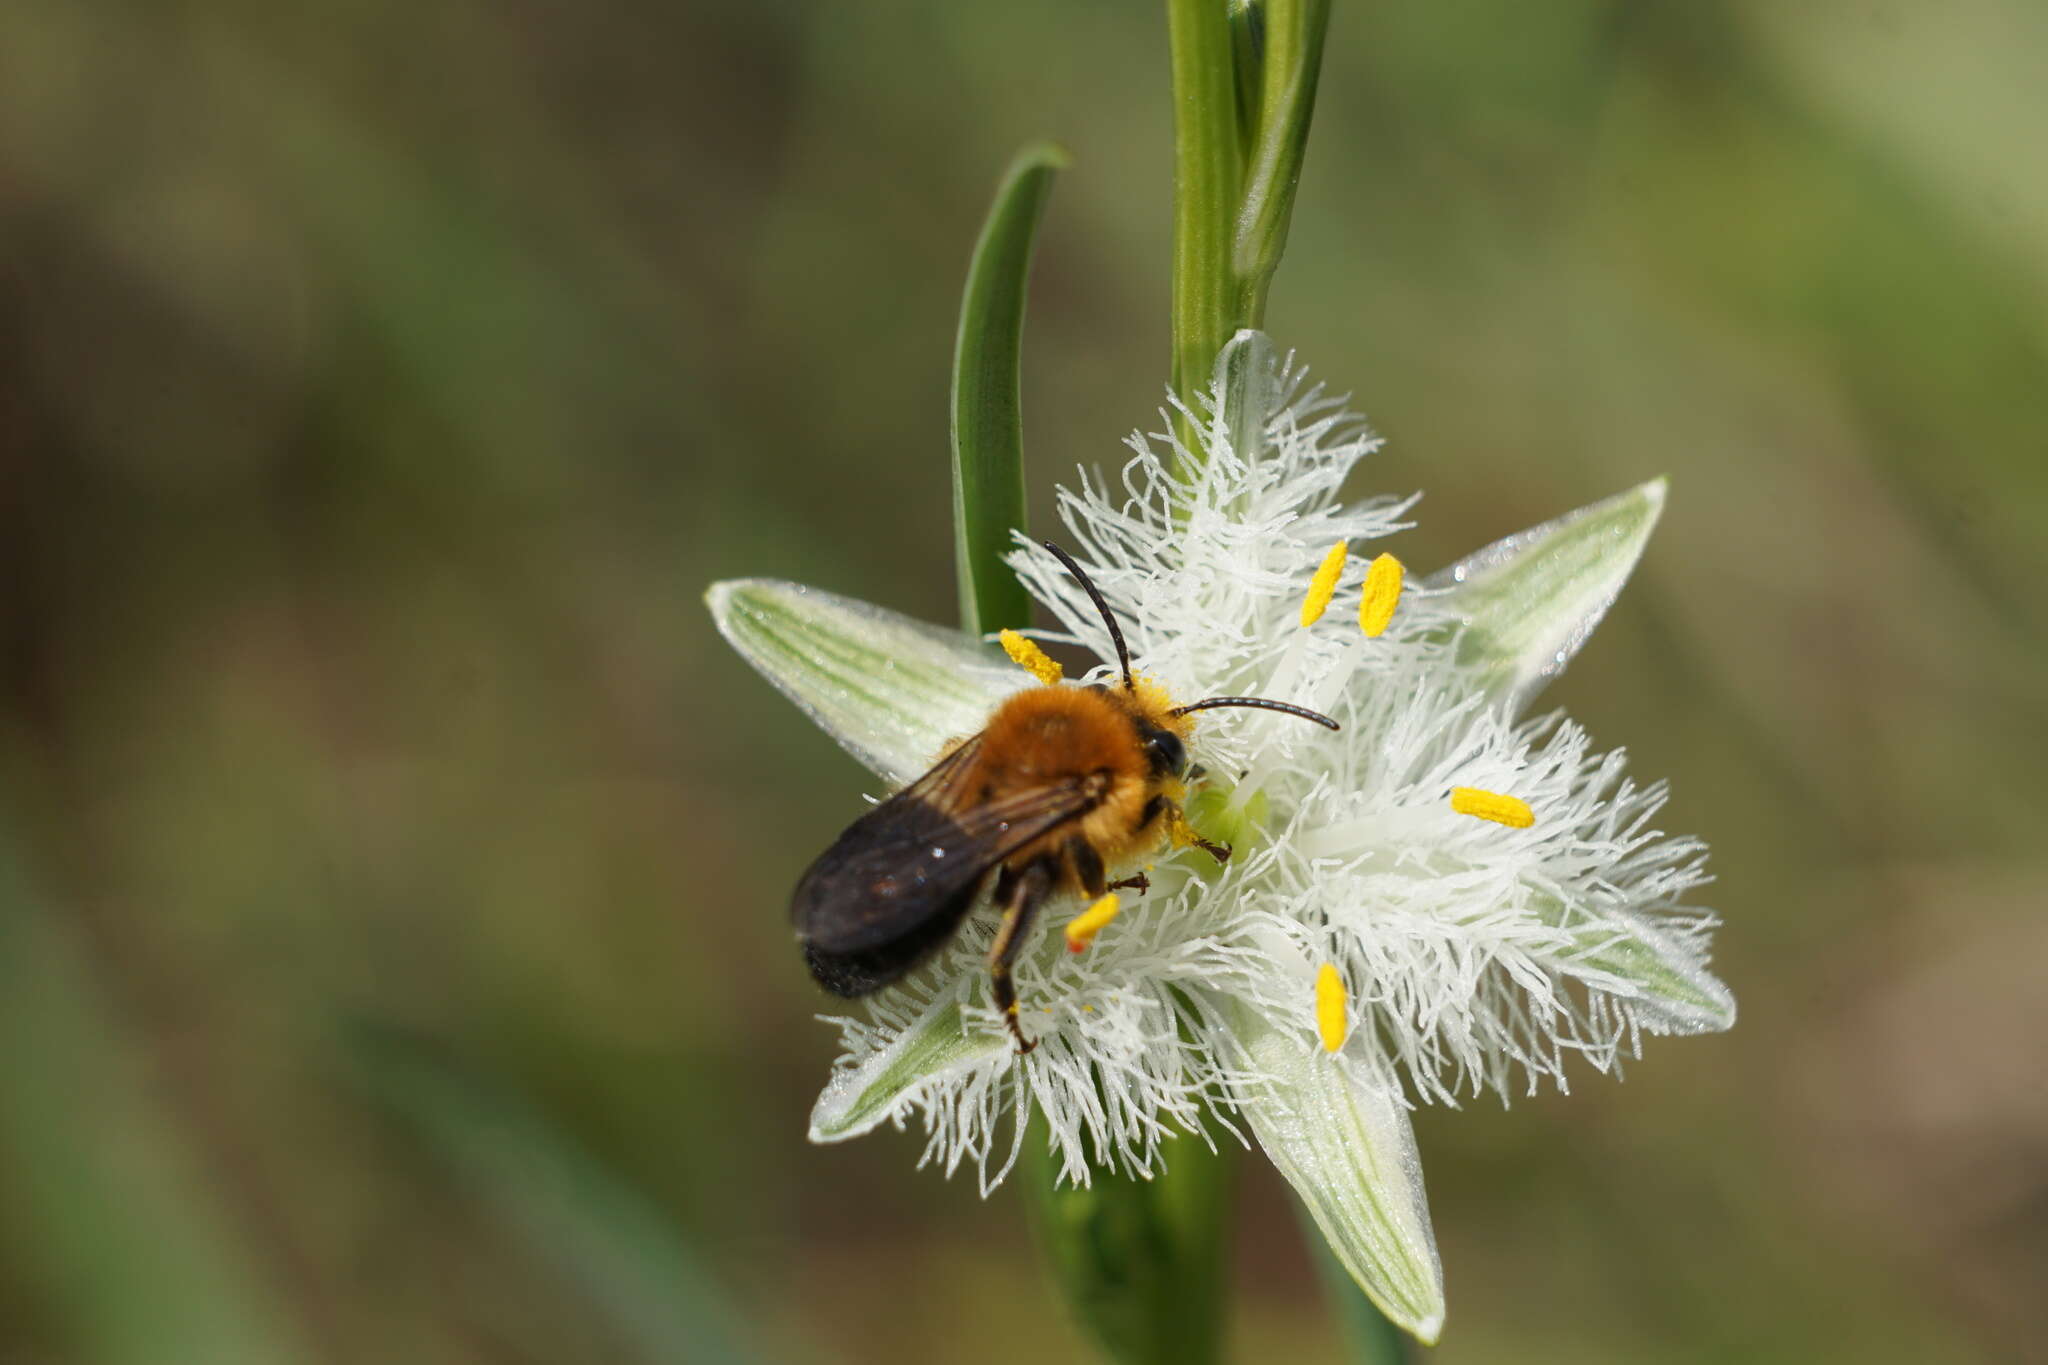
[706,332,1734,1342]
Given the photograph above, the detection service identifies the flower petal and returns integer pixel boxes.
[1533,891,1737,1035]
[1229,1009,1445,1344]
[809,996,1010,1143]
[705,579,1027,786]
[1423,477,1666,713]
[1214,328,1283,464]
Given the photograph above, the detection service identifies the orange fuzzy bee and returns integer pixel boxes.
[790,542,1338,1053]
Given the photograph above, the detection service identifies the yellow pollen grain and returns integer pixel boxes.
[1450,786,1536,828]
[1299,540,1350,627]
[1065,893,1122,953]
[1314,963,1348,1053]
[999,629,1063,684]
[1358,553,1404,638]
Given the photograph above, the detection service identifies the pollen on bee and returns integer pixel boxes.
[1450,786,1536,828]
[999,629,1064,685]
[1064,893,1122,952]
[1314,963,1348,1052]
[1358,553,1404,638]
[1299,539,1350,627]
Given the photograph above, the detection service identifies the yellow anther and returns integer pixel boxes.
[1450,786,1536,828]
[1358,553,1404,638]
[1300,540,1350,627]
[1065,893,1122,953]
[999,629,1063,685]
[1314,963,1348,1053]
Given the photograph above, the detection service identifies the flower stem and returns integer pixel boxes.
[1025,1129,1236,1365]
[1168,0,1243,414]
[1168,0,1330,465]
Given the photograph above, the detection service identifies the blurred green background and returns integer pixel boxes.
[3,1,2044,1361]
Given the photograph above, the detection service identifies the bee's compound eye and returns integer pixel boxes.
[1143,728,1187,777]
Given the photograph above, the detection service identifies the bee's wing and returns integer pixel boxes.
[792,735,1093,963]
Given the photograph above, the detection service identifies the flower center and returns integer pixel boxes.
[1227,542,1408,816]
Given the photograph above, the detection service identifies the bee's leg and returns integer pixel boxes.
[1065,838,1107,899]
[987,857,1056,1055]
[1147,792,1231,866]
[1135,793,1167,832]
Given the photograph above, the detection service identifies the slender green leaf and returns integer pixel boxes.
[1227,0,1267,149]
[1025,1124,1236,1365]
[953,142,1068,636]
[1233,0,1332,326]
[342,1025,764,1365]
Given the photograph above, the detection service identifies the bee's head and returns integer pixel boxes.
[1138,723,1188,778]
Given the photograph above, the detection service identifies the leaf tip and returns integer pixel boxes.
[1019,140,1073,171]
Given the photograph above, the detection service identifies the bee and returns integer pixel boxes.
[790,542,1339,1053]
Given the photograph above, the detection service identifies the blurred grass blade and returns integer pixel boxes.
[1233,0,1331,324]
[343,1025,763,1365]
[0,847,310,1365]
[953,142,1068,636]
[1025,1125,1236,1365]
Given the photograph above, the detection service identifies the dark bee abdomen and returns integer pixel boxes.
[791,797,990,996]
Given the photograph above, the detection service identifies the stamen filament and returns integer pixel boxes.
[1299,540,1349,627]
[1450,786,1535,828]
[1358,553,1404,638]
[1065,893,1122,952]
[1315,963,1348,1052]
[999,629,1064,685]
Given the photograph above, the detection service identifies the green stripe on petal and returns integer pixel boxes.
[706,579,1026,787]
[810,997,1010,1142]
[1423,477,1667,715]
[1531,891,1737,1035]
[1229,1008,1445,1344]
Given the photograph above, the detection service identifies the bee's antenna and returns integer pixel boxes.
[1171,696,1341,731]
[1040,540,1133,687]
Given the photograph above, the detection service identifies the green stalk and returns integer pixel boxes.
[1168,0,1244,416]
[1025,1125,1236,1365]
[1004,6,1354,1363]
